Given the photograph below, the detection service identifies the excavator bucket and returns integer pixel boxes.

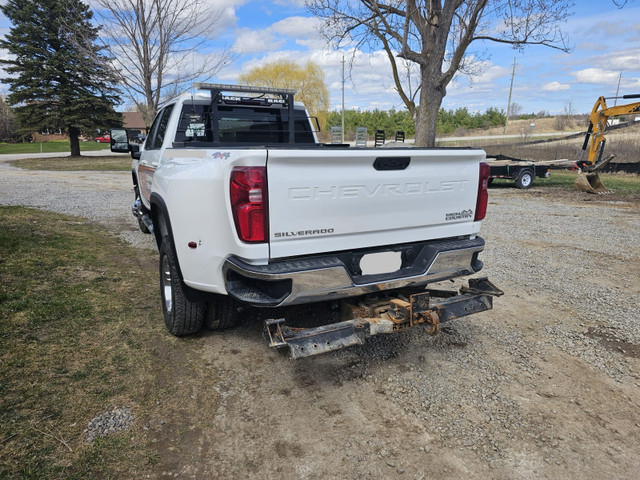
[574,172,610,194]
[574,154,615,194]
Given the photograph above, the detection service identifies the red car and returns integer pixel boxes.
[94,135,110,143]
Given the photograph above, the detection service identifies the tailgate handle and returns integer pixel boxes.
[374,157,410,171]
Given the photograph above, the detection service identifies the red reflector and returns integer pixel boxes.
[475,162,490,221]
[230,167,268,243]
[188,241,197,249]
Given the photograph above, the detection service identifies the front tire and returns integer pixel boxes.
[159,235,205,336]
[515,170,534,189]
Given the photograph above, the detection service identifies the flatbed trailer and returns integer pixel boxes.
[487,154,551,189]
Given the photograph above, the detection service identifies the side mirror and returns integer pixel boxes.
[110,128,130,153]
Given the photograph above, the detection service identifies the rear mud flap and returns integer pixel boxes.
[264,277,503,359]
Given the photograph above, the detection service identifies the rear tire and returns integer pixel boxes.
[159,235,205,336]
[515,170,534,189]
[205,296,240,330]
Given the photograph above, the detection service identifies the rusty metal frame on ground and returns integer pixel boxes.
[263,277,503,359]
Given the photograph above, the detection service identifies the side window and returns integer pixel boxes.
[153,104,174,149]
[145,105,175,150]
[175,104,210,143]
[144,112,161,150]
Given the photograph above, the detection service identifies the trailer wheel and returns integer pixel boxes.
[159,235,205,336]
[515,170,534,189]
[205,296,240,330]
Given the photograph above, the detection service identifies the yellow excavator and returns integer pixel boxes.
[575,94,640,193]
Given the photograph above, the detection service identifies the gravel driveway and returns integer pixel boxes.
[0,154,155,250]
[1,158,639,479]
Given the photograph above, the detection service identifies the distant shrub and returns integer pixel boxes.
[326,106,506,139]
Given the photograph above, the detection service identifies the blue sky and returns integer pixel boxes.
[213,0,640,115]
[1,0,639,116]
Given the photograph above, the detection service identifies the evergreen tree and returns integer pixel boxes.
[0,0,121,156]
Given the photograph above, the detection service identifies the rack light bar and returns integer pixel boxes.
[194,82,297,96]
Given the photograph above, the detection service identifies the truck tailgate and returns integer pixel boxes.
[267,148,484,259]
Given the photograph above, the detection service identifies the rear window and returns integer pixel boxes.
[175,104,315,144]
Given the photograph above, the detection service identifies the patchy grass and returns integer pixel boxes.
[543,171,640,195]
[0,207,171,478]
[10,156,131,171]
[489,170,640,197]
[0,141,108,155]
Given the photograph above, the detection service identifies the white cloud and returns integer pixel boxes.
[272,16,325,48]
[202,0,249,8]
[575,42,608,52]
[573,67,621,84]
[621,76,640,89]
[274,0,307,6]
[271,16,319,36]
[473,63,511,84]
[232,15,325,54]
[589,20,624,37]
[232,27,284,53]
[542,81,570,91]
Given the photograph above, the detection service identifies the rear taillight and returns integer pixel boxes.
[230,167,268,243]
[475,162,490,221]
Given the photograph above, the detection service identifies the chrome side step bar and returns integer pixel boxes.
[132,198,154,234]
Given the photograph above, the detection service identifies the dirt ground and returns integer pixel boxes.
[137,187,640,480]
[1,160,639,479]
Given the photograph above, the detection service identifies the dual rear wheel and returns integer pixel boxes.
[159,235,239,336]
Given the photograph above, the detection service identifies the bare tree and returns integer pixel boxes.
[307,0,574,146]
[509,102,523,119]
[95,0,234,125]
[554,100,575,131]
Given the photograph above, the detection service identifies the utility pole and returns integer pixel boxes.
[504,57,516,135]
[341,54,345,143]
[614,73,622,105]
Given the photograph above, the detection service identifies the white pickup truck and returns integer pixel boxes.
[112,83,501,358]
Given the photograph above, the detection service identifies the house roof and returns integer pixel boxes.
[122,111,146,130]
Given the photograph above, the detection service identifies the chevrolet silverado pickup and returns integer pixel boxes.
[111,83,500,358]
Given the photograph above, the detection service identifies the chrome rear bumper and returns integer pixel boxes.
[223,237,485,307]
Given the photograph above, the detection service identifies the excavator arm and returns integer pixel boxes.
[575,94,640,193]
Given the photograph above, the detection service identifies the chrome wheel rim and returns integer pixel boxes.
[161,255,173,315]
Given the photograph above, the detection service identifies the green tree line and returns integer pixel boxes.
[326,107,506,140]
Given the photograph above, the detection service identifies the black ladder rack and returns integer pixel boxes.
[193,82,297,144]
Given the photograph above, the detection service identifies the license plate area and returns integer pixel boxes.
[359,251,402,276]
